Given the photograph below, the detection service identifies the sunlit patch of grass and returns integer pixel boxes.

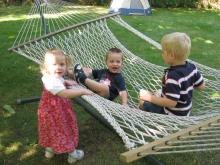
[192,36,205,42]
[27,65,39,72]
[8,35,16,39]
[205,39,214,44]
[0,6,29,22]
[211,92,220,100]
[20,144,37,160]
[4,142,22,155]
[0,15,27,22]
[0,5,107,23]
[193,37,214,44]
[0,130,10,138]
[2,111,15,118]
[63,5,108,14]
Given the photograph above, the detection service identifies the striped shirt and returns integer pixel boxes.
[162,61,204,115]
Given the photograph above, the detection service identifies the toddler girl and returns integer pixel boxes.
[38,49,93,163]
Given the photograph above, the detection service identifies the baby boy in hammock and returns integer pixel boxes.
[139,32,205,116]
[72,47,128,105]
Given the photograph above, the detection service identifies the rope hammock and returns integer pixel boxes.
[9,0,220,162]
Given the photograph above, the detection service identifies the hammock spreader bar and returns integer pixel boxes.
[120,116,220,163]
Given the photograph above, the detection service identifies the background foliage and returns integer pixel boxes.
[149,0,220,8]
[149,0,198,8]
[1,0,220,9]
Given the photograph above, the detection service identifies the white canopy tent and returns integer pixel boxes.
[109,0,152,15]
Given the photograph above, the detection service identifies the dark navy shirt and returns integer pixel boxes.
[162,61,204,114]
[92,69,126,100]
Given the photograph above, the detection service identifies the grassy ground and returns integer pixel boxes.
[0,6,220,165]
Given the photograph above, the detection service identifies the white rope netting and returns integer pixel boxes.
[10,0,220,152]
[13,0,106,46]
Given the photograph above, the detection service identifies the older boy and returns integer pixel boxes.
[139,32,205,116]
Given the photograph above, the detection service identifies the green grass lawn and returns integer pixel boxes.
[0,6,220,165]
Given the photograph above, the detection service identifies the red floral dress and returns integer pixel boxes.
[38,87,78,154]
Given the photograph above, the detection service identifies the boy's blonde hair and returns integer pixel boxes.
[40,48,73,75]
[105,47,123,62]
[161,32,191,61]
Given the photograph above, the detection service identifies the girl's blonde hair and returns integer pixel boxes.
[40,48,73,75]
[161,32,191,61]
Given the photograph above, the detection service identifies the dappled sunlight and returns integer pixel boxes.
[205,40,214,44]
[4,4,108,45]
[0,5,107,23]
[28,4,107,19]
[0,15,27,22]
[158,25,171,30]
[28,65,39,73]
[0,130,10,138]
[63,5,107,14]
[27,9,103,20]
[45,6,106,18]
[158,25,164,29]
[8,35,15,39]
[182,9,197,14]
[150,46,158,50]
[3,112,15,118]
[193,37,215,45]
[193,36,205,42]
[20,145,37,160]
[4,142,22,155]
[211,92,220,100]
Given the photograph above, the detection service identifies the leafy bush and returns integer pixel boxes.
[3,0,219,9]
[70,0,111,5]
[149,0,220,8]
[149,0,198,8]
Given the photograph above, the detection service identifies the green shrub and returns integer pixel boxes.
[149,0,220,9]
[149,0,198,8]
[69,0,111,5]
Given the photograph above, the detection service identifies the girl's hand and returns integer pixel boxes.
[82,89,94,96]
[139,89,152,102]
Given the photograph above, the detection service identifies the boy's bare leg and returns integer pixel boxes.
[73,64,109,97]
[84,79,109,97]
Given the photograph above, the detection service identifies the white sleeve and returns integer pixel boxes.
[42,75,66,95]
